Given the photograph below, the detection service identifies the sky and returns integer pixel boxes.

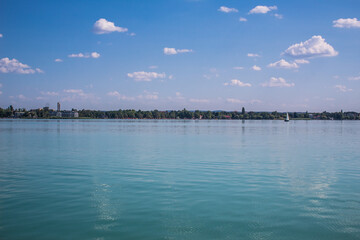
[0,0,360,112]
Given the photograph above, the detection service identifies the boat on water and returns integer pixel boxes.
[285,112,290,122]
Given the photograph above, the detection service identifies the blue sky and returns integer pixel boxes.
[0,0,360,111]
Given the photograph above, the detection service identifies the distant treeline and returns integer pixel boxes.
[1,105,359,120]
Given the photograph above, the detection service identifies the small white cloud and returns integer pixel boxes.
[128,33,136,36]
[268,59,298,69]
[284,35,338,58]
[249,5,277,14]
[149,65,158,69]
[54,58,63,62]
[189,98,209,103]
[18,94,26,100]
[0,58,40,74]
[233,66,244,70]
[0,33,3,38]
[252,65,261,71]
[127,71,166,82]
[250,99,262,104]
[91,52,100,58]
[294,59,310,64]
[164,47,193,55]
[335,85,353,92]
[274,13,283,19]
[349,76,360,81]
[138,91,159,100]
[333,18,360,28]
[35,68,44,73]
[41,91,59,96]
[0,83,2,88]
[107,91,135,100]
[224,79,251,87]
[325,97,335,101]
[261,77,294,87]
[64,89,85,95]
[239,17,247,22]
[68,52,100,58]
[226,98,245,104]
[218,6,238,13]
[93,18,128,34]
[247,53,260,57]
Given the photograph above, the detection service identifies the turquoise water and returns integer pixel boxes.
[0,120,360,240]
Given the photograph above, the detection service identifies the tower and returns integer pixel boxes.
[57,102,60,112]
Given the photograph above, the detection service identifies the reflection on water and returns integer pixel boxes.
[0,119,359,239]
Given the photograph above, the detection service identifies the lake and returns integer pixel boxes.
[0,119,359,239]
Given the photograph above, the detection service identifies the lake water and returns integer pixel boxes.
[0,119,360,239]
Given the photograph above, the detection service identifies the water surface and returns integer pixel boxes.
[0,120,359,239]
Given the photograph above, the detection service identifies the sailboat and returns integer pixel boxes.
[284,112,290,122]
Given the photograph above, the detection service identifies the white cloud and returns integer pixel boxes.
[268,59,298,69]
[261,77,295,87]
[250,99,262,104]
[54,58,63,62]
[224,79,251,87]
[0,58,41,74]
[41,91,59,96]
[0,91,2,95]
[247,53,260,57]
[138,91,159,100]
[249,6,277,14]
[127,71,166,82]
[335,85,353,92]
[349,76,360,81]
[239,17,247,22]
[128,33,136,36]
[91,52,100,58]
[226,98,245,104]
[252,65,261,71]
[189,98,209,103]
[284,35,338,58]
[0,34,3,38]
[68,52,100,58]
[107,91,135,100]
[294,59,310,64]
[18,94,26,100]
[274,13,283,19]
[218,6,238,13]
[149,65,158,69]
[93,18,128,34]
[64,89,85,95]
[233,66,244,70]
[164,47,193,55]
[333,18,360,28]
[325,97,335,101]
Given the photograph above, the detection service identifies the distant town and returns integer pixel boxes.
[0,103,359,120]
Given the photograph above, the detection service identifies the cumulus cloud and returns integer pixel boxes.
[294,59,310,64]
[233,66,244,70]
[349,76,360,81]
[274,13,283,19]
[249,6,277,14]
[107,91,135,100]
[189,98,209,103]
[127,71,166,82]
[333,18,360,28]
[164,47,193,55]
[335,85,353,92]
[224,79,251,87]
[284,35,338,58]
[252,65,261,71]
[261,77,294,87]
[226,98,245,104]
[68,52,100,58]
[0,58,42,74]
[41,91,59,96]
[247,53,260,57]
[239,17,247,22]
[54,58,63,62]
[268,59,298,69]
[218,6,238,13]
[93,18,128,34]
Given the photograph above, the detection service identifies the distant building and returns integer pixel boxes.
[57,102,61,112]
